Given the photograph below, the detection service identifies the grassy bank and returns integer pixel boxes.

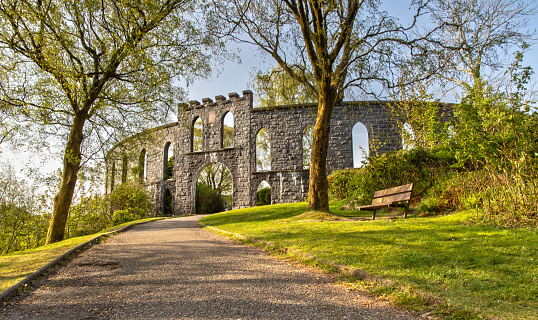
[200,203,537,320]
[0,217,163,293]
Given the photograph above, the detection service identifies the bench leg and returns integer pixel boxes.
[372,210,376,220]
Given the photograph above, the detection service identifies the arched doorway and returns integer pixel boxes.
[163,189,173,216]
[192,162,233,214]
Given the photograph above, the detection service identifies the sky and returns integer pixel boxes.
[4,0,538,176]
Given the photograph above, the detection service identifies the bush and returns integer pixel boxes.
[67,182,154,237]
[328,147,456,205]
[195,183,225,215]
[67,194,110,237]
[108,183,154,222]
[256,187,271,206]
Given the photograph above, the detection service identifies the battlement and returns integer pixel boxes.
[187,90,253,111]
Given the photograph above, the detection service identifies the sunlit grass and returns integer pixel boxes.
[200,203,538,320]
[0,218,163,293]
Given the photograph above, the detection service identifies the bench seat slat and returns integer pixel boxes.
[358,204,392,211]
[373,183,413,198]
[371,192,412,205]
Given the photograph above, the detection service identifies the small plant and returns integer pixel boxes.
[416,196,441,216]
[256,187,272,206]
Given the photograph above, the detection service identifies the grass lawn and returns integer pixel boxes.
[200,202,538,320]
[0,217,163,293]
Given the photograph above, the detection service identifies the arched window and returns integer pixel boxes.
[402,122,414,150]
[138,148,146,183]
[256,181,271,206]
[192,117,203,152]
[222,112,234,148]
[352,122,369,168]
[110,162,116,191]
[163,142,173,180]
[302,124,313,169]
[121,154,128,184]
[256,128,271,171]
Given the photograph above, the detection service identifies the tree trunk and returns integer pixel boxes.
[46,113,87,244]
[307,82,337,212]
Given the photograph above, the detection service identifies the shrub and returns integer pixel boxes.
[108,183,153,221]
[67,182,154,237]
[256,187,271,206]
[67,194,110,237]
[195,183,225,215]
[328,148,455,205]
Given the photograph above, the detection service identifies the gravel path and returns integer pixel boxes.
[1,215,420,319]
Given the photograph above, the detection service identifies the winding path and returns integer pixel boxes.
[1,216,419,319]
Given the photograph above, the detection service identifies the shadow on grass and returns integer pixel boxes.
[200,202,538,319]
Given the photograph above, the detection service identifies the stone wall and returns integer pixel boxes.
[106,91,453,215]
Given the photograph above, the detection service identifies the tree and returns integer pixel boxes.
[389,84,450,150]
[252,65,317,107]
[426,0,535,92]
[212,0,431,211]
[0,164,48,253]
[197,163,232,195]
[0,0,218,243]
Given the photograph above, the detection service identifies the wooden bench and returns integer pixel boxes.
[358,183,414,220]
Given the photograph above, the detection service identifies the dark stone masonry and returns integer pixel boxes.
[106,90,453,215]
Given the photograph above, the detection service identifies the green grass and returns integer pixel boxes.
[200,202,538,320]
[0,217,163,293]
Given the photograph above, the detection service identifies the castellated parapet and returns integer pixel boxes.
[105,91,453,215]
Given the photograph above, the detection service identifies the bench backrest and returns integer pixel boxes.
[371,183,413,206]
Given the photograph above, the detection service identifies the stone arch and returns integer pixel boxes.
[256,128,271,172]
[163,188,173,215]
[163,142,173,180]
[191,161,234,214]
[302,124,314,169]
[352,122,369,167]
[256,180,271,206]
[138,148,147,182]
[192,116,203,152]
[222,111,234,148]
